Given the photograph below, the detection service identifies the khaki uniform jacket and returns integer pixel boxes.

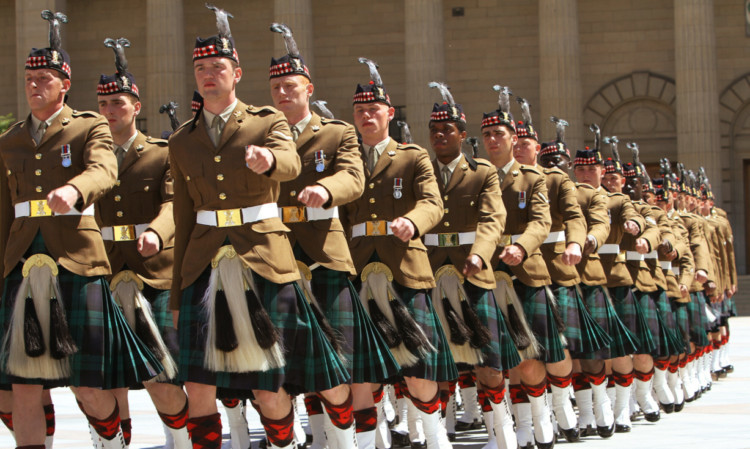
[622,200,661,292]
[341,138,443,290]
[0,105,116,278]
[713,208,737,288]
[701,215,726,295]
[574,184,610,286]
[647,205,674,291]
[426,155,506,290]
[490,161,552,287]
[599,191,644,288]
[96,131,174,290]
[168,101,301,308]
[540,168,587,286]
[678,210,712,292]
[278,113,364,274]
[710,210,734,292]
[664,212,694,302]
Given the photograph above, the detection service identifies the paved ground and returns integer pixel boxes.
[2,317,749,449]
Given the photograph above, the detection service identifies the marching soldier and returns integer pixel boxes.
[482,86,558,449]
[424,83,519,449]
[516,113,611,441]
[268,25,398,449]
[0,10,162,449]
[167,6,349,449]
[94,38,190,447]
[343,58,456,449]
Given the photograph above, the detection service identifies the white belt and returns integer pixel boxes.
[599,244,620,254]
[279,206,338,223]
[15,201,94,218]
[196,203,278,227]
[424,231,476,247]
[626,251,645,261]
[543,230,566,245]
[101,223,150,241]
[351,221,393,238]
[644,250,658,260]
[660,261,672,271]
[672,266,681,276]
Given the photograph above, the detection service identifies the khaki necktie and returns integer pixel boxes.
[34,121,47,145]
[209,115,223,146]
[368,146,378,173]
[442,166,452,187]
[291,125,300,142]
[114,146,125,166]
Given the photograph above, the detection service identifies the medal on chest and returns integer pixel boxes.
[60,144,71,168]
[518,191,527,209]
[314,150,325,172]
[393,178,403,199]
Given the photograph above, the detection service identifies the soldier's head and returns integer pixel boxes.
[481,85,516,167]
[269,24,313,121]
[654,188,670,211]
[513,98,540,166]
[539,142,571,171]
[98,93,140,137]
[572,148,603,188]
[97,38,141,138]
[623,163,643,200]
[25,10,71,117]
[428,83,467,162]
[193,5,241,108]
[353,58,393,145]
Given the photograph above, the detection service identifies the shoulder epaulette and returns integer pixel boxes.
[319,117,349,126]
[575,182,595,190]
[396,143,424,152]
[71,110,99,118]
[542,166,564,176]
[146,136,169,146]
[520,164,542,175]
[474,157,492,168]
[1,120,24,137]
[246,105,278,115]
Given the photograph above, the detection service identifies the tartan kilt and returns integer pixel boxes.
[608,286,656,355]
[670,301,691,353]
[549,284,611,359]
[178,266,350,396]
[0,233,163,389]
[630,289,671,357]
[463,281,521,372]
[580,284,639,359]
[307,266,400,384]
[687,292,710,347]
[351,277,458,383]
[513,281,565,364]
[643,290,685,357]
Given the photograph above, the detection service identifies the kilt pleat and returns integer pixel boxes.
[514,281,566,364]
[652,290,687,355]
[686,293,710,347]
[463,281,521,372]
[0,233,162,388]
[620,288,660,356]
[670,301,691,352]
[178,267,350,396]
[549,284,611,359]
[581,284,639,359]
[308,266,400,384]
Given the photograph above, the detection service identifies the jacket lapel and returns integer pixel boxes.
[501,160,519,191]
[37,105,72,148]
[216,102,244,151]
[118,132,144,175]
[370,138,395,179]
[294,113,320,151]
[190,111,216,151]
[445,154,466,193]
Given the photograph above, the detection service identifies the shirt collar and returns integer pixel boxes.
[291,113,313,134]
[364,137,391,157]
[203,99,238,128]
[119,132,139,152]
[500,158,515,175]
[437,154,463,174]
[30,106,64,131]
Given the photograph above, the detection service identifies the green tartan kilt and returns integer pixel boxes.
[463,281,521,372]
[708,295,722,332]
[0,233,163,389]
[615,288,658,355]
[306,266,400,384]
[513,281,566,364]
[581,284,638,359]
[178,266,350,396]
[670,301,692,352]
[351,277,458,383]
[549,284,611,359]
[641,290,685,357]
[687,292,710,347]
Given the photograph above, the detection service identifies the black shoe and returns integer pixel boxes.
[685,392,695,403]
[520,443,535,449]
[723,364,734,373]
[674,400,685,412]
[391,431,411,447]
[388,415,399,429]
[644,411,661,422]
[410,441,426,449]
[615,424,631,433]
[535,439,555,449]
[579,424,597,437]
[559,426,580,443]
[305,433,313,444]
[258,440,267,449]
[297,444,306,449]
[719,368,728,378]
[597,423,615,439]
[711,370,721,381]
[447,432,456,442]
[660,402,675,414]
[454,419,482,431]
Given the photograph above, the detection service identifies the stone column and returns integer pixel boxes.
[15,0,66,119]
[538,0,583,150]
[404,0,445,147]
[146,0,186,137]
[274,0,315,72]
[674,0,721,192]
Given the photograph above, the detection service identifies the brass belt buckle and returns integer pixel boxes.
[216,208,242,227]
[366,220,387,236]
[30,200,53,217]
[114,224,136,241]
[500,234,512,246]
[438,233,459,247]
[281,206,306,223]
[616,250,627,263]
